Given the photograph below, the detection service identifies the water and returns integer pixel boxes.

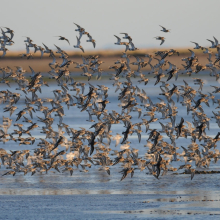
[0,73,220,218]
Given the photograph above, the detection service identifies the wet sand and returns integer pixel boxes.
[1,168,220,219]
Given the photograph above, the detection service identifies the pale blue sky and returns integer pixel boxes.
[2,0,220,51]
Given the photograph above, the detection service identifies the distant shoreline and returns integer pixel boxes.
[0,47,207,57]
[0,48,212,73]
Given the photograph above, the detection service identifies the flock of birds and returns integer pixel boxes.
[0,24,220,182]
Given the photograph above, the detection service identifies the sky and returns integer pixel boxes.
[1,0,220,52]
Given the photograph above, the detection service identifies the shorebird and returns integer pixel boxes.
[86,33,96,48]
[73,23,88,39]
[114,35,122,45]
[155,36,165,45]
[2,27,14,39]
[55,36,70,45]
[120,168,134,181]
[42,43,52,54]
[74,36,84,53]
[191,41,203,49]
[19,44,33,59]
[128,42,138,51]
[120,33,132,42]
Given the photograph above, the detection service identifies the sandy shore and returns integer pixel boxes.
[0,49,211,73]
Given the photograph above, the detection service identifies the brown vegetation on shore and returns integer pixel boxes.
[0,48,212,73]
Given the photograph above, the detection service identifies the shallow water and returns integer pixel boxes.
[1,73,220,218]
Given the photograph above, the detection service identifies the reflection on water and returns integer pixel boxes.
[1,167,220,195]
[96,192,220,217]
[97,192,220,216]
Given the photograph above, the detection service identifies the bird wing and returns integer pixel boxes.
[213,36,219,46]
[54,44,61,51]
[26,44,30,54]
[191,41,199,47]
[76,36,80,46]
[2,50,6,57]
[207,39,214,46]
[188,49,195,58]
[80,46,84,53]
[120,33,128,37]
[160,39,165,45]
[114,35,121,43]
[42,43,49,50]
[87,33,92,40]
[65,38,70,45]
[74,23,81,28]
[159,25,166,30]
[29,66,36,78]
